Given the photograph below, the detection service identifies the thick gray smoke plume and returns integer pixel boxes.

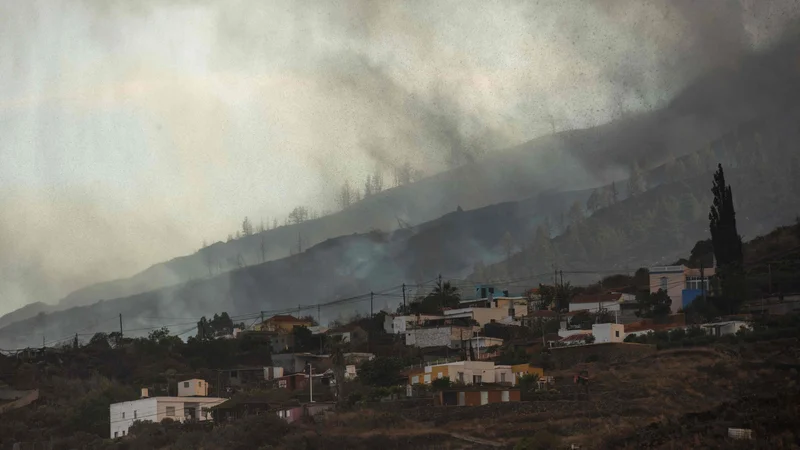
[0,0,798,315]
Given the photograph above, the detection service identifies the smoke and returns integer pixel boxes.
[1,0,798,315]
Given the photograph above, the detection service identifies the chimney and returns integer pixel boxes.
[141,388,149,398]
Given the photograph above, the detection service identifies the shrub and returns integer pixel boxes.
[431,376,451,390]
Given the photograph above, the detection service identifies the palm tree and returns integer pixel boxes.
[327,336,347,401]
[429,279,460,309]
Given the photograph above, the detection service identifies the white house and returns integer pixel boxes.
[443,307,509,326]
[384,314,443,334]
[591,323,625,343]
[109,396,226,438]
[701,321,750,337]
[421,361,507,385]
[177,379,208,397]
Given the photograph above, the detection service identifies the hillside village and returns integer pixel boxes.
[1,202,800,448]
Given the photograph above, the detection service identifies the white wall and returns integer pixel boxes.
[444,308,508,326]
[592,323,625,343]
[109,397,226,438]
[445,361,496,384]
[495,365,515,386]
[110,398,157,438]
[387,315,443,334]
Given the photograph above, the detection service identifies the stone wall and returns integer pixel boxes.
[407,327,467,348]
[549,342,656,370]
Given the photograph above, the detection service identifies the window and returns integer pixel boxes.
[122,412,125,419]
[198,381,202,387]
[685,277,710,291]
[501,391,510,402]
[114,432,118,438]
[473,375,482,384]
[615,330,620,338]
[660,277,668,290]
[500,373,506,382]
[166,406,175,417]
[133,410,137,419]
[458,372,464,383]
[122,430,126,436]
[278,379,287,388]
[184,382,190,388]
[437,372,443,379]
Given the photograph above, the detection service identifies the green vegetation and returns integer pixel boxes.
[403,279,461,314]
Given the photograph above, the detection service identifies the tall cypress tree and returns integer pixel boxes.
[708,164,744,308]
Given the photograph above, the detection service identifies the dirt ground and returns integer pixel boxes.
[311,341,800,449]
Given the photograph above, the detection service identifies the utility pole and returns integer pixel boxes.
[370,291,374,318]
[438,274,443,310]
[42,335,45,349]
[119,313,124,338]
[402,283,407,314]
[317,304,321,325]
[307,363,314,403]
[700,261,706,306]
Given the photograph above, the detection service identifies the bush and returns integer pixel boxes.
[431,376,451,390]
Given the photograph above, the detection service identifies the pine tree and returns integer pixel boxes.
[628,163,645,197]
[364,175,373,197]
[586,189,600,213]
[242,217,253,236]
[568,201,584,227]
[338,180,354,210]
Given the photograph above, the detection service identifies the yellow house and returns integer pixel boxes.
[407,368,425,385]
[511,364,544,380]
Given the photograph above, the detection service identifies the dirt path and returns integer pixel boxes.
[450,432,504,448]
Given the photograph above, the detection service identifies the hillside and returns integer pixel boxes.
[0,189,586,350]
[1,31,795,328]
[481,99,800,283]
[2,33,800,342]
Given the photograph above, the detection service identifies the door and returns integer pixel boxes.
[501,391,509,402]
[458,392,465,406]
[480,391,488,405]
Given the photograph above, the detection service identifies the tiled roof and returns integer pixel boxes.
[570,293,623,304]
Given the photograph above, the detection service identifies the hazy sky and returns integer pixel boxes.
[0,0,797,315]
